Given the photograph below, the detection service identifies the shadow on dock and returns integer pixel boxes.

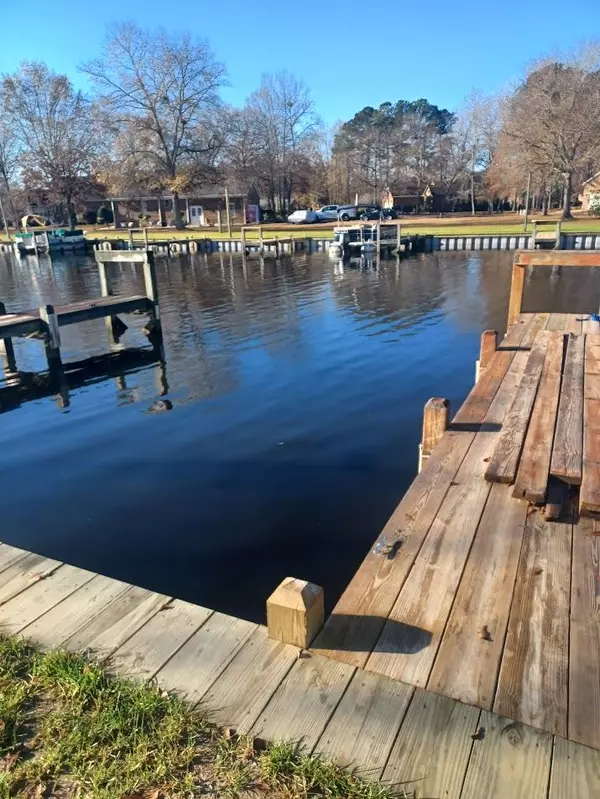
[313,614,432,654]
[0,347,168,414]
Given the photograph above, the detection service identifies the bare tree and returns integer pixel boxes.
[0,99,20,224]
[245,72,319,212]
[81,22,226,226]
[502,44,600,218]
[2,63,97,227]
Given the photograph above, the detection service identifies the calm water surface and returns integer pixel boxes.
[0,249,598,620]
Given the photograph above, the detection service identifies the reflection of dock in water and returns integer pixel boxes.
[0,347,168,414]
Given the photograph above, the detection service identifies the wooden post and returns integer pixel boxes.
[376,221,381,255]
[259,225,264,253]
[142,250,161,341]
[266,577,324,649]
[217,209,222,233]
[97,256,126,346]
[128,228,133,250]
[111,199,118,229]
[530,220,537,250]
[143,226,149,249]
[0,302,17,375]
[225,186,232,238]
[555,219,562,250]
[39,304,62,372]
[396,222,401,253]
[508,259,526,326]
[185,197,191,225]
[418,397,450,473]
[241,226,246,251]
[475,329,498,381]
[275,235,279,257]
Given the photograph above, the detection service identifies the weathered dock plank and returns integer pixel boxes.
[551,332,584,484]
[549,737,600,799]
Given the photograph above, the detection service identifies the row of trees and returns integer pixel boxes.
[1,26,599,228]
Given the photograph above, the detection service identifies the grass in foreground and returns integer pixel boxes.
[0,636,406,799]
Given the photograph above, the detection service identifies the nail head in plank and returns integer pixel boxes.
[382,688,480,799]
[315,669,414,774]
[428,482,527,709]
[155,612,257,704]
[63,585,169,660]
[201,626,297,733]
[460,710,552,799]
[494,507,571,737]
[550,333,584,485]
[512,332,565,503]
[109,599,213,681]
[569,517,600,749]
[251,654,355,752]
[549,736,600,799]
[485,330,550,485]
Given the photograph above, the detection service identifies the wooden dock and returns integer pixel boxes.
[315,251,600,768]
[0,540,597,798]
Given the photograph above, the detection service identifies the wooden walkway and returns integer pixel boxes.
[315,310,600,760]
[0,539,598,798]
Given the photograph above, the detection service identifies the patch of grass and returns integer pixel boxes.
[0,636,405,798]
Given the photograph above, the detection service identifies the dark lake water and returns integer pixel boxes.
[1,249,598,622]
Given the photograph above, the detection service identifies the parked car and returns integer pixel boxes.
[381,207,399,220]
[261,209,285,223]
[314,204,340,222]
[288,209,318,224]
[337,204,383,222]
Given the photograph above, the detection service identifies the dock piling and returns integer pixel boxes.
[475,330,498,382]
[0,302,17,376]
[418,397,450,473]
[39,304,62,372]
[266,577,325,649]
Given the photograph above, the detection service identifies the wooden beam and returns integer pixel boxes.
[508,262,526,326]
[94,251,151,263]
[0,302,17,375]
[266,577,324,649]
[551,333,584,485]
[516,251,600,267]
[479,330,498,370]
[418,397,450,472]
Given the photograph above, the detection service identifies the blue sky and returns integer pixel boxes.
[1,0,598,124]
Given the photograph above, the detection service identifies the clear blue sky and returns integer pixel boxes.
[1,0,598,124]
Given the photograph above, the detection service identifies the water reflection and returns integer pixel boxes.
[0,248,599,621]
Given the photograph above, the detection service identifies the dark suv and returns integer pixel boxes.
[337,204,383,222]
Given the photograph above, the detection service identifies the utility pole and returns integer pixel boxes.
[523,171,532,232]
[0,194,11,240]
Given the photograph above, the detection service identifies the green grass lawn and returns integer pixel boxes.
[2,217,600,244]
[0,636,405,799]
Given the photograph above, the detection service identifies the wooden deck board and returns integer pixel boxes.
[512,331,564,502]
[460,710,553,799]
[200,626,297,733]
[0,552,62,606]
[493,506,571,737]
[551,333,584,485]
[428,482,527,709]
[569,516,600,749]
[364,314,547,687]
[549,737,600,799]
[109,599,213,681]
[581,335,600,515]
[0,564,95,634]
[154,612,257,704]
[485,330,550,484]
[315,669,414,775]
[251,654,355,752]
[0,543,28,574]
[381,688,480,799]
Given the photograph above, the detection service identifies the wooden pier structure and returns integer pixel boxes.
[0,250,162,380]
[2,249,600,796]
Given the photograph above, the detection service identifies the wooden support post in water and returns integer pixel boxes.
[225,186,232,238]
[266,577,325,649]
[143,226,149,249]
[128,228,133,250]
[217,209,222,233]
[376,221,381,256]
[508,259,526,326]
[241,226,246,251]
[396,222,401,253]
[97,258,126,346]
[418,397,450,473]
[475,329,498,382]
[258,225,264,253]
[555,219,562,250]
[142,250,162,347]
[0,302,17,375]
[39,304,62,372]
[530,220,537,250]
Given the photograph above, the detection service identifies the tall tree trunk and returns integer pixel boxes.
[66,195,76,229]
[561,172,573,219]
[470,170,476,216]
[172,191,185,229]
